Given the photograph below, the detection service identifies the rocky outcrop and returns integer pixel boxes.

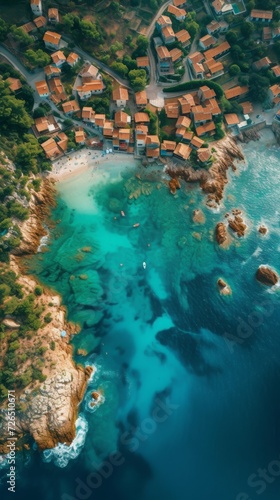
[256,266,279,286]
[12,178,56,256]
[166,136,244,207]
[0,263,93,453]
[217,278,232,296]
[215,222,228,245]
[169,177,181,194]
[192,209,205,224]
[258,225,268,235]
[227,209,247,237]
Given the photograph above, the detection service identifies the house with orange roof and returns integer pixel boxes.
[198,86,216,102]
[112,87,129,108]
[21,22,37,34]
[174,143,191,161]
[48,8,59,24]
[204,98,221,116]
[33,16,47,29]
[7,77,22,93]
[199,34,216,51]
[135,124,148,150]
[190,136,205,149]
[193,111,212,126]
[135,90,148,109]
[162,26,176,45]
[250,9,273,22]
[272,65,280,79]
[169,48,183,63]
[252,56,271,71]
[44,64,61,79]
[77,81,105,100]
[43,31,62,51]
[75,128,86,145]
[67,52,80,67]
[51,50,66,67]
[30,0,42,16]
[197,148,212,166]
[212,0,224,15]
[115,110,130,128]
[262,27,272,42]
[82,107,95,124]
[57,132,68,153]
[176,116,191,129]
[268,84,280,105]
[156,46,173,75]
[134,112,150,124]
[224,113,240,128]
[164,102,180,119]
[240,101,253,114]
[181,130,194,144]
[94,114,106,129]
[173,0,186,7]
[179,98,191,115]
[41,138,62,160]
[79,63,100,79]
[167,4,186,20]
[62,100,80,115]
[175,29,191,48]
[224,85,249,100]
[119,129,131,149]
[146,135,160,159]
[103,121,114,138]
[161,140,176,157]
[136,56,150,69]
[35,80,50,98]
[204,58,224,78]
[33,115,60,135]
[48,77,67,103]
[204,41,230,61]
[187,52,205,79]
[156,15,172,30]
[206,20,222,36]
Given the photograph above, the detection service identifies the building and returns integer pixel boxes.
[190,136,204,150]
[146,135,160,160]
[75,128,86,145]
[30,0,42,16]
[188,52,205,79]
[156,46,173,75]
[44,64,61,79]
[262,27,272,43]
[199,35,216,51]
[77,81,105,100]
[272,65,280,79]
[175,29,191,48]
[224,85,249,100]
[156,15,172,31]
[164,101,180,119]
[33,16,47,29]
[252,57,271,71]
[134,112,150,124]
[112,87,129,108]
[198,86,216,102]
[21,22,37,34]
[224,113,240,128]
[35,80,49,98]
[161,140,176,157]
[240,101,253,114]
[206,20,222,36]
[212,0,233,15]
[197,147,212,165]
[34,115,60,135]
[250,9,273,22]
[115,110,130,128]
[135,124,148,150]
[7,77,22,93]
[135,90,148,108]
[173,0,186,6]
[268,84,280,105]
[162,26,176,45]
[48,77,67,103]
[41,138,62,160]
[79,63,100,79]
[43,31,62,51]
[51,50,66,67]
[204,41,230,60]
[95,114,106,130]
[136,56,150,70]
[62,100,80,115]
[48,8,59,24]
[176,115,191,130]
[67,52,80,67]
[167,4,186,20]
[170,48,183,63]
[204,58,224,79]
[174,143,191,161]
[82,107,95,124]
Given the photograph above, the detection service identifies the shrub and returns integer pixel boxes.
[34,286,43,296]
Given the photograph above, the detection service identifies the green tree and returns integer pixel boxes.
[128,69,146,91]
[25,49,51,68]
[11,26,33,45]
[15,134,42,173]
[241,21,254,38]
[229,64,241,76]
[249,73,270,102]
[111,62,129,77]
[0,17,8,42]
[226,30,238,45]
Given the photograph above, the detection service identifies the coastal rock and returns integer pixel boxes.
[228,212,247,237]
[256,266,279,286]
[217,278,232,296]
[91,391,99,400]
[215,223,228,245]
[3,318,21,328]
[258,225,268,235]
[192,209,205,224]
[169,177,181,195]
[77,349,88,356]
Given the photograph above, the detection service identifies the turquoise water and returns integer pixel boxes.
[2,132,280,500]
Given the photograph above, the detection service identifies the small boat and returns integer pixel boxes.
[143,262,146,269]
[121,211,125,217]
[133,223,140,228]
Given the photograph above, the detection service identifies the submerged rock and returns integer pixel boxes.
[256,266,279,286]
[169,177,181,195]
[228,211,247,237]
[192,209,205,224]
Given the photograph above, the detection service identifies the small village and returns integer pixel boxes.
[1,0,280,169]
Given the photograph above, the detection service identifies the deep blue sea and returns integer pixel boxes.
[2,130,280,500]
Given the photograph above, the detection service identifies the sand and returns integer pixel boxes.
[49,150,135,182]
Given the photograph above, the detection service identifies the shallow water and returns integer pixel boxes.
[3,134,280,500]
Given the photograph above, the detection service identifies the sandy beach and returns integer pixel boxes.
[49,150,137,181]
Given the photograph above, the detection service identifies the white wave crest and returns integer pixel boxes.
[42,415,88,468]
